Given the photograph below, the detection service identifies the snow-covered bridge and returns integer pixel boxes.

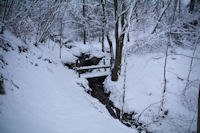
[75,65,111,78]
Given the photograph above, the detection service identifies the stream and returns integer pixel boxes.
[87,76,149,133]
[64,53,149,133]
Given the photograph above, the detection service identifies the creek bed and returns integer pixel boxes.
[87,76,149,133]
[64,53,149,132]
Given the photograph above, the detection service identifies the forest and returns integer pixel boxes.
[0,0,200,133]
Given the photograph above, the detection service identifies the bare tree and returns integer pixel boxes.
[34,1,61,46]
[118,2,126,74]
[101,0,105,53]
[106,35,114,66]
[160,0,177,112]
[121,44,128,119]
[151,0,172,34]
[0,0,8,34]
[111,0,134,81]
[178,0,182,13]
[111,0,120,81]
[83,0,86,44]
[59,6,67,59]
[183,36,200,96]
[0,0,14,34]
[189,0,195,13]
[198,84,200,133]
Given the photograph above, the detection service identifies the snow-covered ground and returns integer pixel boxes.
[0,1,199,132]
[126,51,199,132]
[0,30,137,133]
[0,29,200,133]
[104,42,200,132]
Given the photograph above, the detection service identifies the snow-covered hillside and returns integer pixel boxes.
[104,41,200,132]
[126,50,199,132]
[0,30,137,133]
[1,1,200,132]
[1,28,200,133]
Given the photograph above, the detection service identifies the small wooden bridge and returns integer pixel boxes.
[74,58,111,78]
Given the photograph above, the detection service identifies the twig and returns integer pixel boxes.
[183,36,200,95]
[168,53,200,60]
[151,0,172,34]
[187,110,197,133]
[137,102,160,121]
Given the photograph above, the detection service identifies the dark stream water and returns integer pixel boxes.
[87,76,149,133]
[64,53,149,132]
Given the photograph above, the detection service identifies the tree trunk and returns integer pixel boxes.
[59,20,63,58]
[99,32,101,42]
[183,36,199,95]
[101,0,105,52]
[0,25,4,35]
[83,0,86,44]
[127,32,130,42]
[178,0,182,13]
[111,0,119,81]
[121,49,128,119]
[160,40,169,111]
[160,0,176,111]
[102,29,105,52]
[59,5,67,58]
[5,0,14,20]
[189,0,195,13]
[118,2,126,74]
[106,35,114,66]
[198,84,200,133]
[134,1,138,23]
[0,0,8,34]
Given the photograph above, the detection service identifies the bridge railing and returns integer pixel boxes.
[74,57,111,78]
[75,65,111,78]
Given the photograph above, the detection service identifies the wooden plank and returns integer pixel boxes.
[81,71,110,78]
[75,65,111,71]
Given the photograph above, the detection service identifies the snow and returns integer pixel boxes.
[1,1,200,133]
[81,71,110,78]
[76,65,111,70]
[66,41,106,58]
[1,20,200,133]
[0,30,137,133]
[104,46,200,132]
[104,77,124,109]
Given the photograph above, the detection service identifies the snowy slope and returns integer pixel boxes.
[126,51,199,132]
[105,46,200,132]
[0,30,137,133]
